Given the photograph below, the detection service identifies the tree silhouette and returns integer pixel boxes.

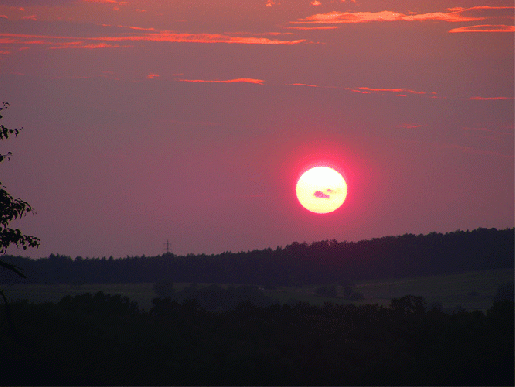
[0,102,40,335]
[0,102,40,257]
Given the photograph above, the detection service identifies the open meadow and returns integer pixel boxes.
[1,267,511,311]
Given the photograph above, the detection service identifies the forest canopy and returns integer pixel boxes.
[1,228,513,286]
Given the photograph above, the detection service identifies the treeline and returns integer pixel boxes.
[1,292,513,385]
[1,228,513,286]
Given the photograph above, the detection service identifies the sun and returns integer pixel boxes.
[296,166,347,214]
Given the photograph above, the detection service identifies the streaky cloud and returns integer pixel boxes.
[287,26,338,30]
[178,78,264,85]
[288,83,319,87]
[449,25,515,33]
[351,87,427,96]
[470,95,514,100]
[0,31,306,49]
[294,9,485,24]
[83,0,120,3]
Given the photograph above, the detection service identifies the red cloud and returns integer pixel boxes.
[287,26,338,30]
[178,78,264,85]
[352,87,426,95]
[127,26,156,31]
[295,9,484,24]
[449,25,515,33]
[288,83,319,87]
[0,31,305,49]
[81,43,124,49]
[398,123,422,129]
[293,5,514,34]
[106,32,304,44]
[403,12,483,22]
[470,96,514,100]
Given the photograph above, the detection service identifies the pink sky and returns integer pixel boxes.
[0,0,513,258]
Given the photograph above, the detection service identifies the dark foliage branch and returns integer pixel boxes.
[0,260,26,278]
[0,102,21,163]
[0,102,22,142]
[0,185,40,254]
[0,101,39,270]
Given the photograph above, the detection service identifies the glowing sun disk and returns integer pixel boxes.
[296,167,347,214]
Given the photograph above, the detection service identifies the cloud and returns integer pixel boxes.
[287,26,338,30]
[398,123,422,129]
[80,43,125,49]
[0,1,76,4]
[286,83,439,98]
[350,87,427,96]
[452,5,515,17]
[288,83,319,87]
[449,25,515,33]
[311,1,322,6]
[470,95,514,100]
[462,6,515,10]
[0,31,305,49]
[292,5,515,35]
[177,78,265,85]
[127,26,156,31]
[147,73,159,79]
[314,191,330,199]
[294,9,485,24]
[82,0,120,3]
[110,32,305,45]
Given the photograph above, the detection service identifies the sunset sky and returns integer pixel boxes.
[1,0,513,259]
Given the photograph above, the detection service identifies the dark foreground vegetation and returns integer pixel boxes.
[1,228,513,384]
[1,291,513,385]
[1,228,513,286]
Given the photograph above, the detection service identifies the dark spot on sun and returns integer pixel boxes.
[314,191,330,199]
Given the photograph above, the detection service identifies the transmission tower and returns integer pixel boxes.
[164,239,172,255]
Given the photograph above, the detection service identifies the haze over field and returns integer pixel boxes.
[0,0,513,258]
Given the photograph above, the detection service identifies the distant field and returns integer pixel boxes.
[1,268,512,311]
[353,267,514,310]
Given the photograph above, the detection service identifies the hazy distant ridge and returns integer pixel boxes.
[2,228,513,286]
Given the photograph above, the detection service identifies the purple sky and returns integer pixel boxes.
[1,0,513,258]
